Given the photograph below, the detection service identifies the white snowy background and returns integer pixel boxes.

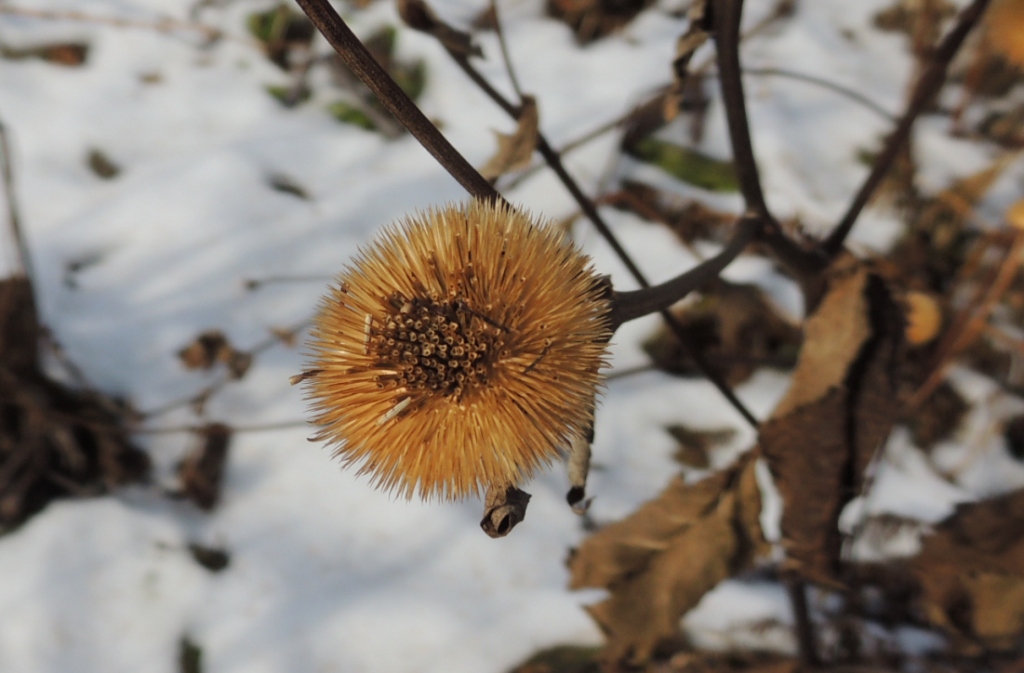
[0,0,1022,672]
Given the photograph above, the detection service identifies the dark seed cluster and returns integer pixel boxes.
[370,293,506,399]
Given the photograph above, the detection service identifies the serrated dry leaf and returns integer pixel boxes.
[760,257,904,586]
[910,488,1024,650]
[479,96,539,181]
[569,456,767,665]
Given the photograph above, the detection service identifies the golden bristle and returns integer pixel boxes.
[303,200,612,501]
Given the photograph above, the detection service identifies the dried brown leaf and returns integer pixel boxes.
[569,456,766,666]
[479,97,539,181]
[666,424,735,469]
[910,489,1024,650]
[642,279,801,387]
[760,257,904,585]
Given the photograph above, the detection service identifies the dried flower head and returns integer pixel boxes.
[302,200,611,500]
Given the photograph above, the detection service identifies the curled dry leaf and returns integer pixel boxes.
[479,97,539,181]
[759,256,904,586]
[910,488,1024,650]
[568,455,768,666]
[480,485,531,538]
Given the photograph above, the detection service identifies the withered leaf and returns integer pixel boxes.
[642,279,801,387]
[666,424,735,469]
[179,331,230,370]
[86,149,120,180]
[910,488,1024,650]
[760,257,904,586]
[1,276,148,530]
[179,423,232,511]
[188,543,230,572]
[607,181,734,245]
[480,485,530,538]
[397,0,482,58]
[479,97,539,181]
[569,455,767,666]
[0,43,89,67]
[178,330,252,379]
[545,0,655,44]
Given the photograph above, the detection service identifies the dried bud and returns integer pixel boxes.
[302,200,611,500]
[904,291,942,346]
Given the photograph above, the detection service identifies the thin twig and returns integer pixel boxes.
[609,216,760,328]
[136,419,307,435]
[294,0,501,203]
[710,0,824,282]
[0,6,244,45]
[712,0,770,220]
[141,319,311,419]
[740,67,896,122]
[786,576,822,668]
[822,0,992,256]
[908,229,1024,409]
[488,0,523,99]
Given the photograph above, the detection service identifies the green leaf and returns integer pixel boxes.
[265,85,310,107]
[327,102,377,131]
[627,138,739,193]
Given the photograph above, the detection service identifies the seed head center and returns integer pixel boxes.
[370,293,504,400]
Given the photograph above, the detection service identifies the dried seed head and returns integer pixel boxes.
[303,200,611,500]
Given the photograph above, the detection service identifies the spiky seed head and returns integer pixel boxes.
[302,200,612,501]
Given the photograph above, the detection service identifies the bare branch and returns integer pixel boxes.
[822,0,992,256]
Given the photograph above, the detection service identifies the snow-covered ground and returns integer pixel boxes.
[0,1,1022,672]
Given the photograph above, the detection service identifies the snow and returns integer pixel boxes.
[0,1,1021,672]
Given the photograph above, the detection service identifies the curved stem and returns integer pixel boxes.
[294,0,501,203]
[711,0,825,282]
[712,0,768,219]
[609,216,759,328]
[822,0,991,257]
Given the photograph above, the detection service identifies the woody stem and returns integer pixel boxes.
[608,216,759,329]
